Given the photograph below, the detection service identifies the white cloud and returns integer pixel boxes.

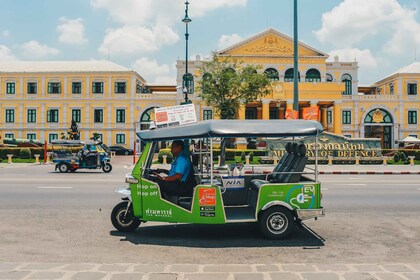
[98,24,179,55]
[314,0,420,50]
[57,17,88,45]
[20,40,60,58]
[382,12,420,55]
[132,57,174,84]
[328,48,378,68]
[92,0,247,55]
[0,45,17,61]
[218,33,243,49]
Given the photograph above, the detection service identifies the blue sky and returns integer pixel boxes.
[0,0,419,85]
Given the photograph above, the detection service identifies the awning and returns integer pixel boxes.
[137,119,324,142]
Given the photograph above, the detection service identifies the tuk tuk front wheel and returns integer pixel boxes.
[102,163,112,173]
[259,206,294,239]
[58,163,69,173]
[111,201,140,232]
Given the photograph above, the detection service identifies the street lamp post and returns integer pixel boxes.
[182,0,191,104]
[293,0,299,116]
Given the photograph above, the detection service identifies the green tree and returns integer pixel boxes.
[198,52,271,165]
[199,52,271,119]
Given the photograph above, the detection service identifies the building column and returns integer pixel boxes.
[63,103,68,129]
[108,76,112,98]
[40,103,45,142]
[18,104,23,138]
[85,103,90,129]
[238,104,245,120]
[333,102,342,135]
[309,100,319,122]
[41,78,45,98]
[262,100,270,120]
[64,76,68,98]
[20,77,24,98]
[321,107,328,129]
[86,77,90,99]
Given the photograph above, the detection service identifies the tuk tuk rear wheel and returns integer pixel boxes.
[111,201,140,232]
[102,163,112,173]
[259,206,294,239]
[58,163,69,173]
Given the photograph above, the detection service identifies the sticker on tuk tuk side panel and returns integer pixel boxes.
[200,212,215,217]
[199,188,216,206]
[200,206,215,211]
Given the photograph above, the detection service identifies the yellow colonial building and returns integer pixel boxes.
[1,29,419,150]
[0,61,180,148]
[176,29,419,149]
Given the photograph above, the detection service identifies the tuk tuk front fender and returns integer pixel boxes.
[261,201,293,212]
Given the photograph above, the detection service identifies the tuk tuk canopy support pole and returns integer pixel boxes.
[315,134,319,182]
[133,140,136,165]
[210,138,213,185]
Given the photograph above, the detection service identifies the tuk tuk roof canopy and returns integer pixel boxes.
[137,120,324,142]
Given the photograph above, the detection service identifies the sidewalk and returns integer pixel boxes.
[316,164,420,175]
[1,262,419,280]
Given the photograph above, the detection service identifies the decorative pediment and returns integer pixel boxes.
[218,28,328,58]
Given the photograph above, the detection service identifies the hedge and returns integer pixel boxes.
[0,147,81,160]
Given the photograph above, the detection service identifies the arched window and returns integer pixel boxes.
[284,68,300,82]
[264,68,279,82]
[140,107,158,130]
[341,74,352,95]
[182,73,194,94]
[305,68,321,82]
[364,108,393,124]
[326,73,333,82]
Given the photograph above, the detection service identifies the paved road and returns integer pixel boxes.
[1,160,419,279]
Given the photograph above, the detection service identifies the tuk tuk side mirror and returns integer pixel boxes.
[125,174,139,184]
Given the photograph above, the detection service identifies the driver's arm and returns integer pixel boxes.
[157,173,182,182]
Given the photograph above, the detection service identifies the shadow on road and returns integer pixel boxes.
[110,222,325,248]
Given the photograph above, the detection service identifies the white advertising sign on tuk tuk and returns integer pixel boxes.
[154,104,197,128]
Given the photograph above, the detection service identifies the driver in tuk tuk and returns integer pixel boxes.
[154,140,191,197]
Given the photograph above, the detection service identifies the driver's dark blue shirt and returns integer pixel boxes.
[167,150,191,182]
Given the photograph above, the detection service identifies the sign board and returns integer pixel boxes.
[221,176,245,190]
[154,104,197,129]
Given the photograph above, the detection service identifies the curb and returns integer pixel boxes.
[319,171,420,175]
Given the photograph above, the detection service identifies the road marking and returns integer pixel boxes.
[321,188,328,191]
[37,187,73,189]
[342,184,367,186]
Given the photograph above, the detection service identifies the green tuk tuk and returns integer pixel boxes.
[111,119,325,239]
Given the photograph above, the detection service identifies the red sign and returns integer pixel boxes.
[302,106,319,120]
[285,109,298,120]
[199,188,216,206]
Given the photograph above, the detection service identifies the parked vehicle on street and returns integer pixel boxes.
[52,140,112,173]
[108,145,133,155]
[111,119,325,239]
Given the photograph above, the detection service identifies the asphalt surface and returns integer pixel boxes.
[1,158,420,279]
